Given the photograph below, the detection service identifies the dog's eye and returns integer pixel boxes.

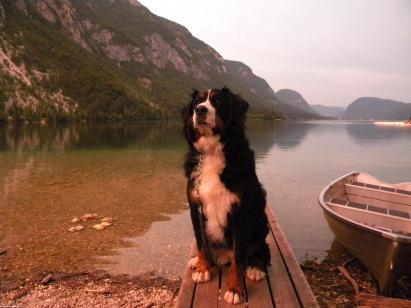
[213,97,223,105]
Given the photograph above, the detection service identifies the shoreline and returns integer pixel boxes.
[301,241,411,307]
[0,271,180,308]
[2,245,411,307]
[373,121,411,127]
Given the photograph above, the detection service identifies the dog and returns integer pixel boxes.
[182,87,270,305]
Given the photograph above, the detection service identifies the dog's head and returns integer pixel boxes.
[182,87,249,147]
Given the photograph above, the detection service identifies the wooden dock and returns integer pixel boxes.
[176,207,319,308]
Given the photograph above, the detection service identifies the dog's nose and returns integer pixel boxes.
[195,105,208,116]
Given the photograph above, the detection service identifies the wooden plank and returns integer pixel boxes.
[266,207,319,308]
[245,270,274,308]
[192,267,220,308]
[266,233,301,308]
[175,243,197,308]
[219,265,247,308]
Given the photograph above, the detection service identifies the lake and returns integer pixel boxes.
[0,121,410,281]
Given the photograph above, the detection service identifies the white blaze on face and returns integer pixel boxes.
[193,89,216,130]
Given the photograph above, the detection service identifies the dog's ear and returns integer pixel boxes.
[191,89,199,100]
[181,89,199,120]
[222,86,249,117]
[181,89,199,144]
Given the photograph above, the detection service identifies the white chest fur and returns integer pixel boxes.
[194,136,239,242]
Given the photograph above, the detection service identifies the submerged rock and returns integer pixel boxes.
[70,217,80,224]
[81,213,98,221]
[68,225,85,232]
[92,224,106,231]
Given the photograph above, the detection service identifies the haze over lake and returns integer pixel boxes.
[1,121,410,279]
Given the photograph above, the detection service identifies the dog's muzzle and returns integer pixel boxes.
[195,105,208,125]
[195,105,208,117]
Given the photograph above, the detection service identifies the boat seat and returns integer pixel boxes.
[329,198,411,220]
[345,182,411,207]
[397,189,411,196]
[349,181,411,195]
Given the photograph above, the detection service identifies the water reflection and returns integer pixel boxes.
[0,122,189,282]
[247,120,314,159]
[0,121,280,281]
[0,122,185,153]
[1,120,410,282]
[259,120,411,263]
[346,122,411,145]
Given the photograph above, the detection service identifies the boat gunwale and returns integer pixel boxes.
[318,171,411,244]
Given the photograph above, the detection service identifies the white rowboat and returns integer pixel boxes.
[319,172,411,294]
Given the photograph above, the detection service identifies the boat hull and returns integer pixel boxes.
[323,208,411,293]
[319,172,411,294]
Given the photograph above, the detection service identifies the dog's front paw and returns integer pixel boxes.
[187,256,198,269]
[192,270,210,283]
[223,288,243,305]
[246,266,266,282]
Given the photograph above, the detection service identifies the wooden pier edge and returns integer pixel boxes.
[265,206,319,307]
[176,206,319,308]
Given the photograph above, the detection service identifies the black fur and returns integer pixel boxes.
[182,87,270,271]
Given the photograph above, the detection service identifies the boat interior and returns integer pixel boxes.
[325,173,411,237]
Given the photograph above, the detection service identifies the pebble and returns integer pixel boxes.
[92,224,106,231]
[81,213,98,221]
[71,217,80,224]
[101,217,114,223]
[100,221,113,227]
[68,225,85,232]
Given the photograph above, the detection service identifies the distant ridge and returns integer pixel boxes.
[225,62,322,119]
[343,97,411,120]
[311,104,345,118]
[276,89,322,118]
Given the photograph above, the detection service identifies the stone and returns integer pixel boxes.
[92,224,106,231]
[68,225,85,232]
[81,213,97,221]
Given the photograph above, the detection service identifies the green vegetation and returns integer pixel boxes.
[0,0,283,123]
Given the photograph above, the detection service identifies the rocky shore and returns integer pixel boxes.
[0,271,179,308]
[301,241,411,307]
[2,240,410,307]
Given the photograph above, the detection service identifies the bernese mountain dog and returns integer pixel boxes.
[182,87,270,305]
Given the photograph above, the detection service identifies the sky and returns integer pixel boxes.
[140,0,411,107]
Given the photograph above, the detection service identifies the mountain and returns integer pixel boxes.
[225,61,321,119]
[310,104,345,118]
[343,97,411,120]
[275,89,321,118]
[0,0,319,122]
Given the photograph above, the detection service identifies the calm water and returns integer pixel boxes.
[0,121,410,280]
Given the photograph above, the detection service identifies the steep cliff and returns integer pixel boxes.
[0,0,313,122]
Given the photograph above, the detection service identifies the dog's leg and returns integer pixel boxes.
[189,203,211,283]
[224,209,246,304]
[224,257,244,305]
[246,266,266,282]
[246,240,269,282]
[191,249,211,283]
